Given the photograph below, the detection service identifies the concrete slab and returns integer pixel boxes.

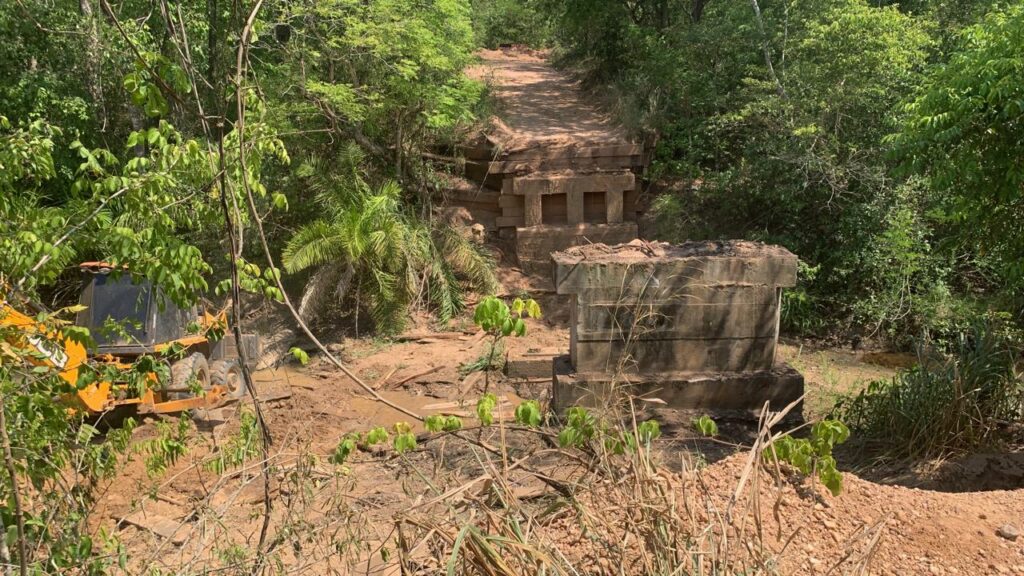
[552,240,798,294]
[551,355,804,415]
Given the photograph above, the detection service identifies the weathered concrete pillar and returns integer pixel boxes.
[606,189,623,224]
[524,193,542,227]
[551,240,804,415]
[567,190,584,224]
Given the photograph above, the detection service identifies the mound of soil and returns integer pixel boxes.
[544,452,1024,575]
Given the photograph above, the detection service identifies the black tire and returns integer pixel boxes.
[210,359,247,399]
[169,353,210,399]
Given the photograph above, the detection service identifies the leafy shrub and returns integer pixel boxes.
[766,420,850,496]
[835,323,1023,459]
[693,415,718,437]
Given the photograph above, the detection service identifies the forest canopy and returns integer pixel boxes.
[491,0,1024,345]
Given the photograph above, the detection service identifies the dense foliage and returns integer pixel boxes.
[0,0,493,571]
[535,0,1023,345]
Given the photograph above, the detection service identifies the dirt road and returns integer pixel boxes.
[467,48,630,149]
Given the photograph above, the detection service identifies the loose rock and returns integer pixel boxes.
[997,524,1020,542]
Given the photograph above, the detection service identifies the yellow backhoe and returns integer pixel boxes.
[1,263,259,415]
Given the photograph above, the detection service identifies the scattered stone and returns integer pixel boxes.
[998,524,1020,542]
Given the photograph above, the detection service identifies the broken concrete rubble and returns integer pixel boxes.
[550,239,804,416]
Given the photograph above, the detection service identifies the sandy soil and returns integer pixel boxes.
[86,299,1024,575]
[467,48,630,150]
[546,451,1024,575]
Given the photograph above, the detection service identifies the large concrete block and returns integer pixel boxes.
[515,223,638,274]
[511,171,635,196]
[552,355,804,414]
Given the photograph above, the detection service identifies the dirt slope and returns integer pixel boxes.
[467,48,630,149]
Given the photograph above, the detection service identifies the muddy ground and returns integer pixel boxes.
[88,293,1024,575]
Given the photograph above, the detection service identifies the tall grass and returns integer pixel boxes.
[836,324,1022,459]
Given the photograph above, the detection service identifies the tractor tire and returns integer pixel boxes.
[169,353,210,399]
[210,359,247,399]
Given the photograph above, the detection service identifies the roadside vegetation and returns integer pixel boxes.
[527,0,1024,349]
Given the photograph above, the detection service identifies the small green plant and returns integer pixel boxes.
[471,296,541,390]
[693,415,719,437]
[513,400,542,427]
[142,416,191,477]
[206,411,262,474]
[765,419,850,496]
[637,420,661,443]
[558,407,598,448]
[391,422,417,454]
[557,407,661,455]
[424,414,463,432]
[459,343,505,376]
[331,434,359,465]
[365,427,389,445]
[289,346,310,366]
[476,393,498,426]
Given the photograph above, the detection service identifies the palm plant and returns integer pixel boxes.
[282,151,498,334]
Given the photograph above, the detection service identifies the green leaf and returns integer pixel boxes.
[289,347,309,365]
[476,393,497,426]
[693,415,719,437]
[638,419,662,443]
[425,415,444,433]
[558,427,580,448]
[365,427,389,445]
[393,432,417,454]
[331,435,357,465]
[820,465,844,496]
[271,192,289,211]
[513,400,542,427]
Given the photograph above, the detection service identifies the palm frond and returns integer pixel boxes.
[437,226,500,295]
[282,174,499,333]
[282,220,348,273]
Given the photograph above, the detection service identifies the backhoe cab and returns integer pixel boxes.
[0,263,259,415]
[72,262,260,414]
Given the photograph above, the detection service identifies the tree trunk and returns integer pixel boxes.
[297,262,355,322]
[206,0,219,99]
[690,0,710,23]
[80,0,107,130]
[750,0,786,98]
